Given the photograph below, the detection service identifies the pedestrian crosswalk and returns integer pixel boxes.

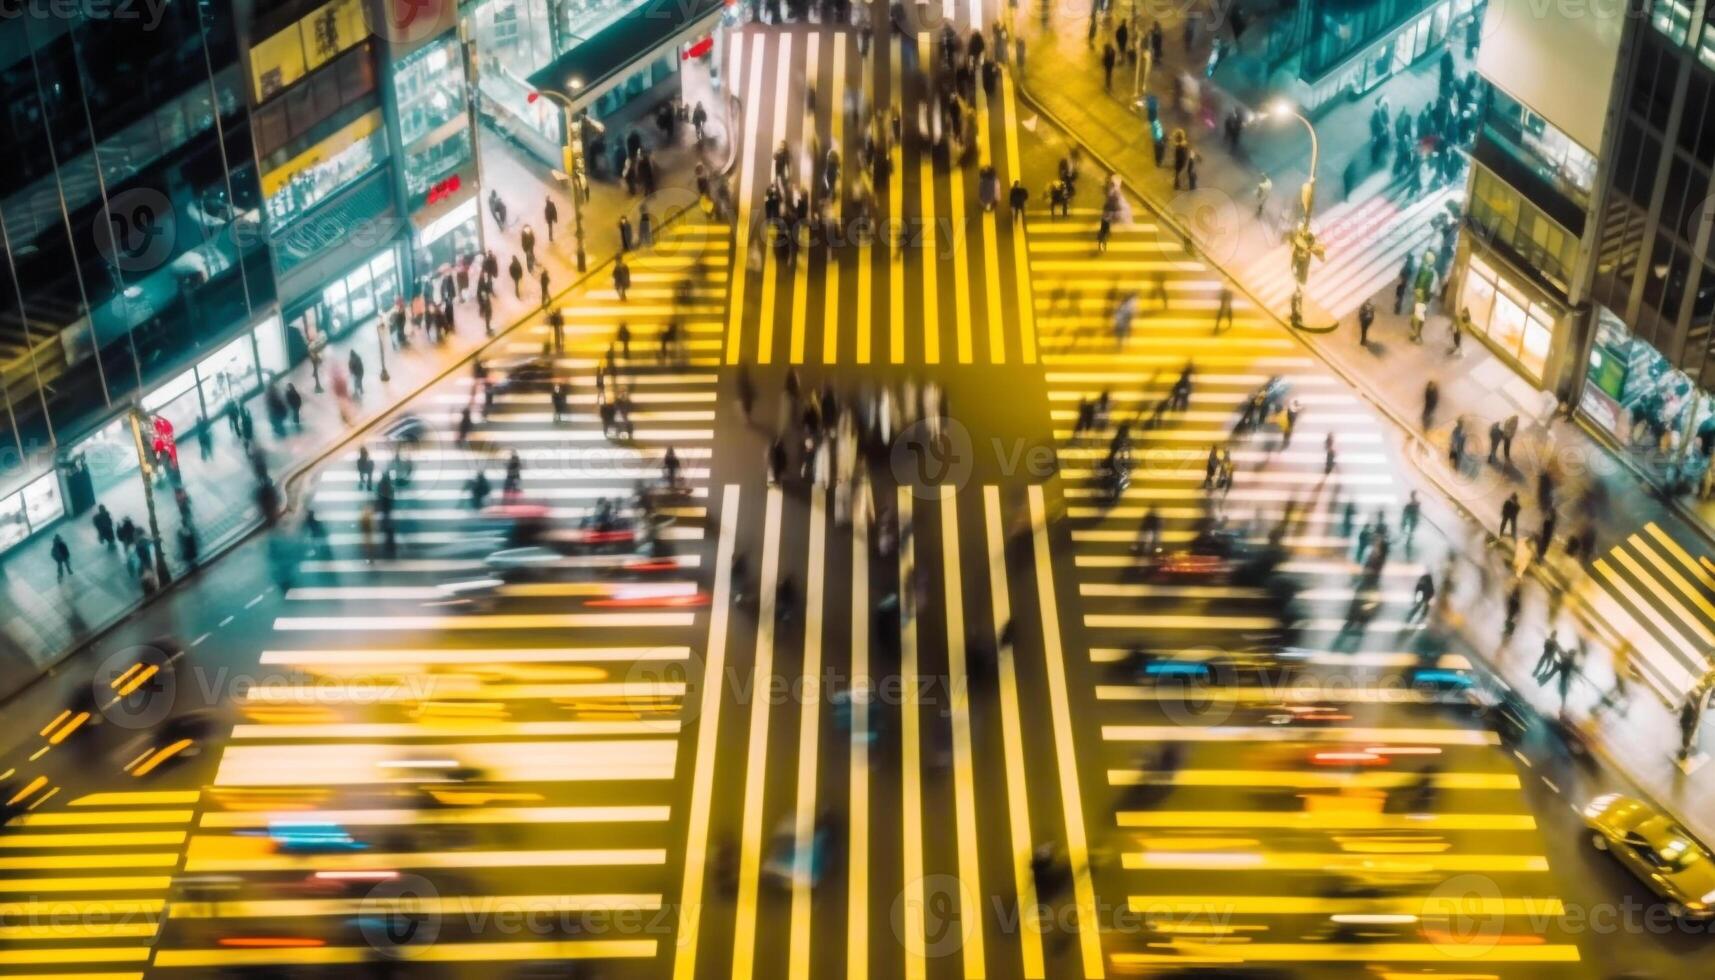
[1576,521,1715,706]
[121,219,730,973]
[723,15,1039,366]
[1031,208,1582,974]
[0,790,192,972]
[1245,181,1461,321]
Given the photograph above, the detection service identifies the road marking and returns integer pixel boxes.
[1102,726,1499,746]
[155,940,657,968]
[191,633,211,648]
[726,47,765,364]
[1000,69,1034,363]
[201,806,667,829]
[938,487,985,975]
[214,740,676,786]
[1127,895,1563,916]
[69,791,200,806]
[849,495,870,980]
[672,485,741,980]
[947,133,972,364]
[900,487,926,980]
[890,37,905,364]
[824,34,846,365]
[731,487,784,980]
[1116,811,1537,830]
[170,894,661,919]
[790,33,817,364]
[245,594,265,609]
[218,616,234,628]
[1120,851,1551,873]
[1110,943,1580,965]
[182,842,664,874]
[1107,770,1521,790]
[788,491,827,980]
[917,34,940,366]
[0,876,173,893]
[983,487,1045,977]
[271,613,694,631]
[977,90,1004,364]
[0,831,186,849]
[1028,485,1104,978]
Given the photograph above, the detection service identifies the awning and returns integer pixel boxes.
[525,0,726,112]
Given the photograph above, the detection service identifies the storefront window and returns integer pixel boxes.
[0,491,26,549]
[21,473,63,531]
[415,198,480,274]
[198,335,260,414]
[396,37,468,147]
[1582,306,1711,452]
[1462,254,1559,382]
[142,366,206,432]
[404,129,473,200]
[263,125,385,229]
[255,315,288,377]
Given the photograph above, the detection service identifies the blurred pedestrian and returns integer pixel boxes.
[50,534,71,578]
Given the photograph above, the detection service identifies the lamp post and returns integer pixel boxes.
[1271,100,1324,328]
[529,83,588,274]
[126,408,172,586]
[376,318,390,383]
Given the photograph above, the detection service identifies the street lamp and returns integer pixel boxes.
[1270,99,1324,328]
[376,318,390,383]
[126,408,172,586]
[529,83,589,273]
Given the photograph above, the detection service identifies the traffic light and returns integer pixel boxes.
[1290,227,1325,285]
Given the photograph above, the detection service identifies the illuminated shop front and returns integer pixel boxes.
[1459,254,1557,382]
[1581,307,1715,459]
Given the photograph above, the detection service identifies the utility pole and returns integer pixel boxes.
[126,408,172,586]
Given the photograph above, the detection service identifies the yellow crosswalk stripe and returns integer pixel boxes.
[1122,852,1550,873]
[154,940,656,968]
[889,38,905,364]
[1000,69,1034,362]
[755,34,793,365]
[939,487,985,977]
[787,492,828,980]
[731,488,785,980]
[984,487,1046,977]
[726,40,764,364]
[1111,943,1578,965]
[899,489,927,980]
[1108,770,1521,790]
[848,500,871,980]
[168,894,661,919]
[1116,811,1537,830]
[917,34,939,366]
[824,35,846,365]
[789,34,816,364]
[1127,895,1564,916]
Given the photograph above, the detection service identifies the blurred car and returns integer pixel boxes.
[117,710,219,779]
[382,413,430,446]
[1132,647,1310,687]
[493,356,555,394]
[763,815,832,888]
[1134,527,1249,581]
[1584,793,1715,920]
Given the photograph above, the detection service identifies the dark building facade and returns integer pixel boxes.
[1575,0,1715,458]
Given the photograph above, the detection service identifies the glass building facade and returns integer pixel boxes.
[0,0,275,459]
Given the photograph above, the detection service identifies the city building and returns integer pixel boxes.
[1441,0,1622,398]
[1227,0,1484,111]
[1574,0,1715,466]
[471,0,727,169]
[0,0,481,558]
[0,0,279,551]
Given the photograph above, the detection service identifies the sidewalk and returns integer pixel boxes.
[1011,3,1715,841]
[0,99,731,705]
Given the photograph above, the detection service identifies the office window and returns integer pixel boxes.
[1655,0,1693,44]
